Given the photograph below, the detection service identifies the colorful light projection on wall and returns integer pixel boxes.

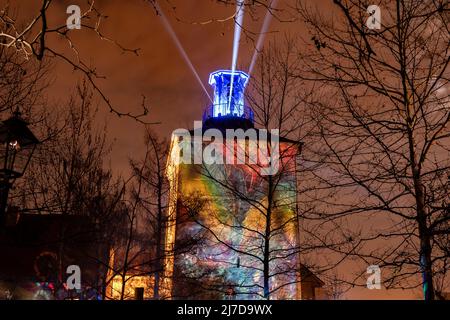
[209,70,249,118]
[166,136,301,299]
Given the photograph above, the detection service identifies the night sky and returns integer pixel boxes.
[11,0,303,175]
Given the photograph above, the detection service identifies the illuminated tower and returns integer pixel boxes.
[203,70,253,130]
[163,70,306,300]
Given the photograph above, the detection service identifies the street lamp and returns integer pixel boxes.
[0,111,39,223]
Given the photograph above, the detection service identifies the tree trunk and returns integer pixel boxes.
[153,184,163,299]
[263,175,273,300]
[414,176,435,300]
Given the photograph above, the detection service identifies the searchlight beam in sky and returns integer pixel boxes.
[228,1,245,113]
[156,3,212,102]
[248,0,279,76]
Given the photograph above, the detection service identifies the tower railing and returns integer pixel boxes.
[202,104,254,123]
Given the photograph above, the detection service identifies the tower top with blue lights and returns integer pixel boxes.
[203,70,254,130]
[208,70,249,87]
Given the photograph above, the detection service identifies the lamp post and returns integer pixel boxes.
[0,111,39,224]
